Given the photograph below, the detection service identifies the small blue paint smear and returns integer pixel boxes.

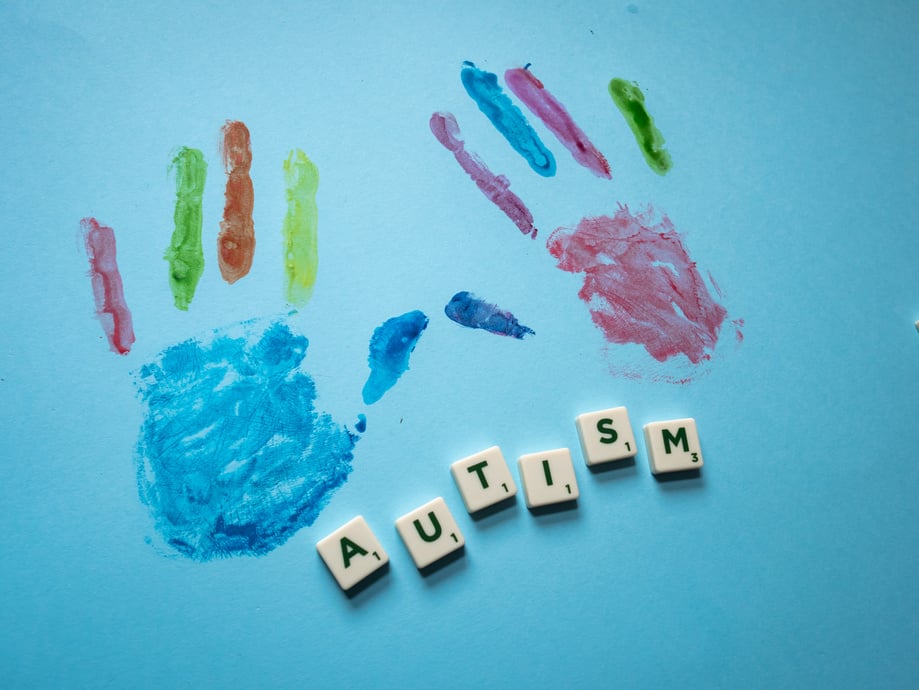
[445,291,535,339]
[362,310,429,405]
[134,319,357,561]
[461,61,557,177]
[356,414,367,433]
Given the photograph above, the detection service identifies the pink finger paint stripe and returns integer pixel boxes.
[81,217,135,354]
[505,66,611,180]
[430,111,538,239]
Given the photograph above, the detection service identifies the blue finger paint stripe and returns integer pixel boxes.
[461,61,557,177]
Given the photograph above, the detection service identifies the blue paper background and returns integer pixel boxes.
[2,1,918,687]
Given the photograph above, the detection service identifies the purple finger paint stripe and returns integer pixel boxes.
[430,111,538,239]
[445,291,534,339]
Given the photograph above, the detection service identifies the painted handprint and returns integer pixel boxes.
[81,123,429,560]
[430,62,741,381]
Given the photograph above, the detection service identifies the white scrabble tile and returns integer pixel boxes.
[316,516,389,591]
[575,406,638,466]
[450,445,517,513]
[517,448,579,508]
[395,497,465,569]
[643,418,704,474]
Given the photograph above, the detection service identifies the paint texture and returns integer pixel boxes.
[218,120,255,283]
[282,149,319,306]
[445,291,534,339]
[134,319,358,560]
[362,310,429,405]
[505,67,611,179]
[461,62,556,177]
[81,217,135,354]
[165,147,207,310]
[430,112,537,238]
[608,78,672,174]
[547,206,727,364]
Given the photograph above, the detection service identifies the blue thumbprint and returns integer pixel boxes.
[362,310,429,405]
[133,319,358,560]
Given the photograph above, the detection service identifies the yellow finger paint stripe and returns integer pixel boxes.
[282,149,319,306]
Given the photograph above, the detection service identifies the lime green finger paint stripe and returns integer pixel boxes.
[282,149,319,307]
[608,78,672,175]
[165,147,207,310]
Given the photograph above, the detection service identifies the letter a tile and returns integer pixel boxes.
[316,516,389,591]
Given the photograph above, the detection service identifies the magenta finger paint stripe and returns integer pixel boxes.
[505,66,611,180]
[81,217,135,354]
[430,111,538,239]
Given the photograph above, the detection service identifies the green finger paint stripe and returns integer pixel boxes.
[282,149,319,307]
[165,147,207,310]
[608,79,672,175]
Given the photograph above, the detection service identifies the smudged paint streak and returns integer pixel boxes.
[505,66,611,179]
[165,147,207,310]
[362,310,429,405]
[445,291,534,339]
[460,62,556,177]
[608,79,672,175]
[218,121,255,283]
[547,206,727,364]
[81,217,135,354]
[134,319,357,560]
[430,112,537,238]
[282,149,319,307]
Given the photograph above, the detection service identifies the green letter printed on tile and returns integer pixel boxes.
[662,427,689,454]
[340,537,368,568]
[413,512,443,542]
[466,461,490,489]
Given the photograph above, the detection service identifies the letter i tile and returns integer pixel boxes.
[517,448,579,508]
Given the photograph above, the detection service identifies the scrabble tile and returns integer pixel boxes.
[517,448,580,508]
[575,406,638,466]
[643,418,704,474]
[395,497,465,569]
[450,445,517,513]
[316,516,389,591]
